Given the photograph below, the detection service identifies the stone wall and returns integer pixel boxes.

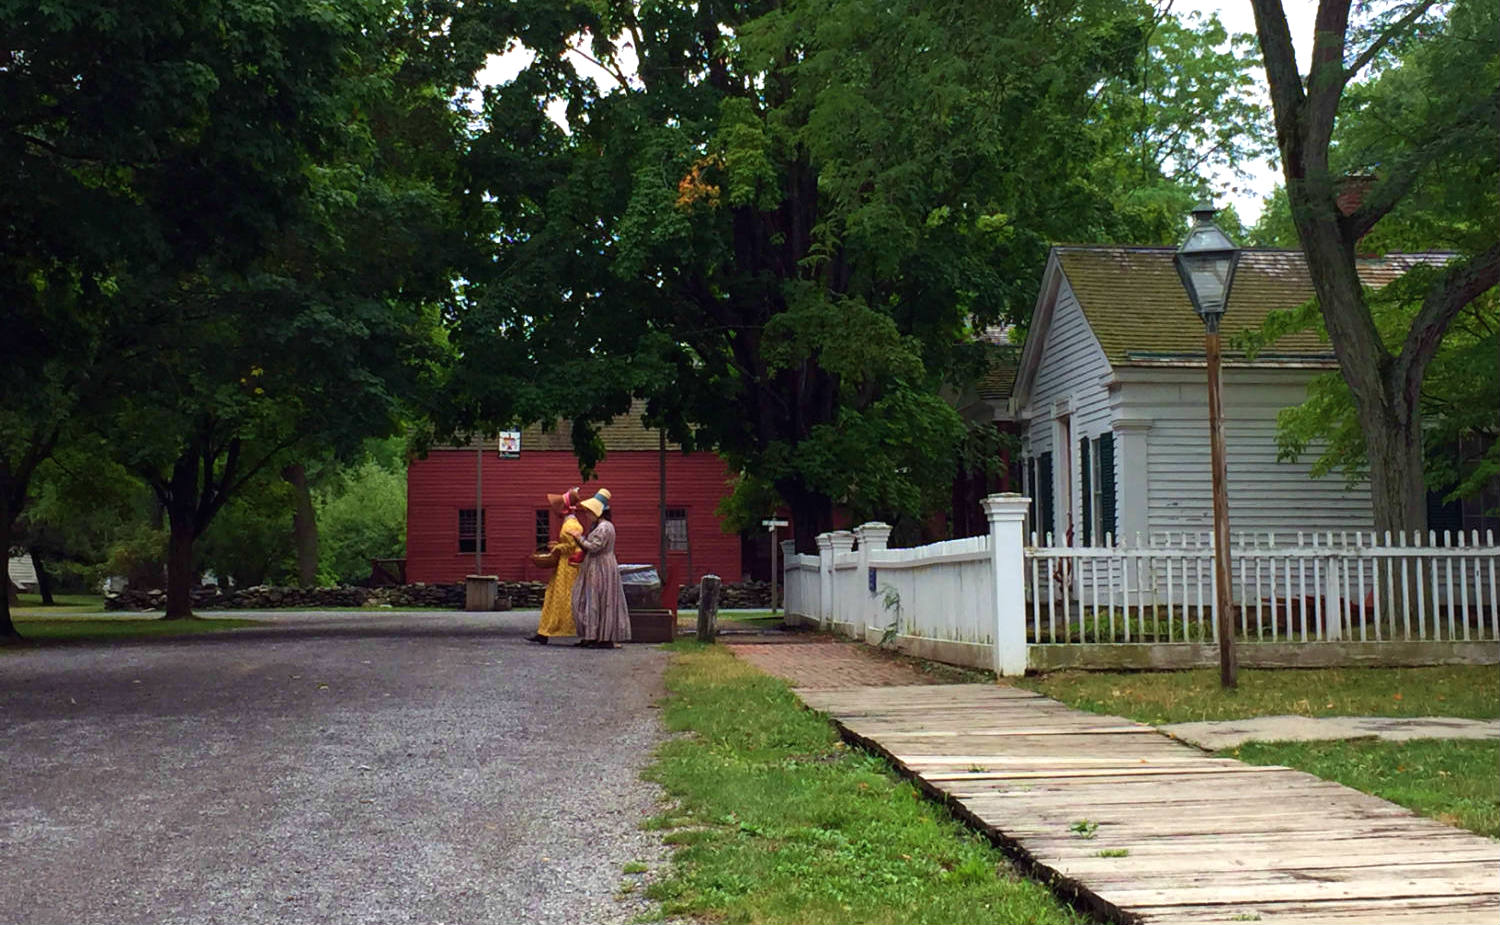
[677,579,772,609]
[104,581,548,612]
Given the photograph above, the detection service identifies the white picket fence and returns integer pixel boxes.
[1026,530,1500,645]
[782,494,1500,675]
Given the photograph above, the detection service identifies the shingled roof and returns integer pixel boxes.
[1054,246,1446,362]
[977,344,1022,401]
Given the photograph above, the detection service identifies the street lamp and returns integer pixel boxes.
[1174,202,1240,689]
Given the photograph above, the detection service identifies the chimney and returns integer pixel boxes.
[1336,174,1377,217]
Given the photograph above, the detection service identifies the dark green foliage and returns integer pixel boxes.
[447,0,1267,545]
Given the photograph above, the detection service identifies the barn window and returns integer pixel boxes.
[458,508,487,553]
[534,509,551,549]
[665,508,689,551]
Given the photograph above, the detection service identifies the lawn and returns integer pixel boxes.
[7,617,261,644]
[1225,739,1500,838]
[11,593,108,615]
[1019,665,1499,724]
[642,643,1091,925]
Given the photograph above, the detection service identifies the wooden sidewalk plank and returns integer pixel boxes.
[801,683,1500,925]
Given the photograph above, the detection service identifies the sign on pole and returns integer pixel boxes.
[762,519,789,614]
[497,431,521,459]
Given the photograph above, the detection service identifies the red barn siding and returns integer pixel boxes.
[406,450,744,586]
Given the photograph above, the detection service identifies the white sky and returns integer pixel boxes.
[476,2,1323,224]
[1175,0,1320,222]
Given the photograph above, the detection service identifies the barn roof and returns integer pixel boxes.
[1053,246,1448,362]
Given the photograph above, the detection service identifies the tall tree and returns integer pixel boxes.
[449,0,1175,548]
[1248,0,1500,535]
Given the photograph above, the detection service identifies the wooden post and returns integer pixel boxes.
[659,428,667,587]
[474,443,484,577]
[697,574,721,643]
[1206,328,1238,688]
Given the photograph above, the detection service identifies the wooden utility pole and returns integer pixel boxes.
[659,429,667,582]
[1205,327,1238,688]
[474,443,483,576]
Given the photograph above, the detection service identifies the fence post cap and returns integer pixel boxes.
[981,493,1031,522]
[853,522,893,550]
[825,530,857,551]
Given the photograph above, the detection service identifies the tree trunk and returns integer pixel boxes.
[282,462,319,587]
[1,508,19,642]
[29,547,54,605]
[1360,400,1428,539]
[164,505,197,619]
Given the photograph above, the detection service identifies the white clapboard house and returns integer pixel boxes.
[997,244,1449,548]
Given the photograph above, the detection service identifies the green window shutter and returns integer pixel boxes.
[1038,452,1054,543]
[1080,437,1092,546]
[1099,432,1116,545]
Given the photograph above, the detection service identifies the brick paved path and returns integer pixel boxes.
[730,640,952,689]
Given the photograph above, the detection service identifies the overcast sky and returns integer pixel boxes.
[477,2,1324,223]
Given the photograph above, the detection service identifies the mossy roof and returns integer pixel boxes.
[1054,246,1445,362]
[977,344,1022,401]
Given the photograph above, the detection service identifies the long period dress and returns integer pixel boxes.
[571,520,632,643]
[535,515,583,637]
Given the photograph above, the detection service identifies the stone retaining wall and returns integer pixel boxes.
[104,581,548,612]
[677,579,771,609]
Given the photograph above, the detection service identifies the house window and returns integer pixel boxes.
[534,509,551,549]
[665,508,689,551]
[458,508,487,553]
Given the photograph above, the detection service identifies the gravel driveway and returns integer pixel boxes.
[0,611,671,924]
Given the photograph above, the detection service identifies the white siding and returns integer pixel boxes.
[1113,368,1375,540]
[1023,278,1114,541]
[8,555,38,592]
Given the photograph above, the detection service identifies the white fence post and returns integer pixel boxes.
[823,530,855,630]
[854,522,892,642]
[815,532,835,626]
[983,493,1031,676]
[779,539,797,616]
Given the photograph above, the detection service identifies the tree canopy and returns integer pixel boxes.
[442,0,1268,545]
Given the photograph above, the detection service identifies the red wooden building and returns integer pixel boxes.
[405,406,748,586]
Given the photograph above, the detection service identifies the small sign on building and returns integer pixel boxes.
[497,431,521,458]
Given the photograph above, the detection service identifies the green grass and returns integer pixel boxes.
[640,641,1091,925]
[7,617,261,644]
[1019,666,1499,725]
[1223,739,1500,838]
[11,593,107,615]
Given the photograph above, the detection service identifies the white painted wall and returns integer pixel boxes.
[1111,366,1375,540]
[1020,277,1114,542]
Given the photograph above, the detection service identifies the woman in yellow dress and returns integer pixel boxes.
[528,490,586,644]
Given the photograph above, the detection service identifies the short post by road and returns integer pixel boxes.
[696,574,722,643]
[762,518,789,613]
[1174,201,1241,689]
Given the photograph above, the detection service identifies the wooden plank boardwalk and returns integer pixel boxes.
[796,684,1500,924]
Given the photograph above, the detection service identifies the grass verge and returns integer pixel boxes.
[640,642,1091,925]
[1223,739,1500,838]
[11,593,107,615]
[1019,666,1499,724]
[8,617,261,644]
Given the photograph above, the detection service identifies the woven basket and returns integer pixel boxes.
[529,551,560,569]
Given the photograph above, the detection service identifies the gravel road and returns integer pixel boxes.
[0,611,671,925]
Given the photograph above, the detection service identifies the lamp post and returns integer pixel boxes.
[1174,202,1240,689]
